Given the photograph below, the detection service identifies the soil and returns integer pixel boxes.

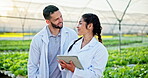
[0,73,11,78]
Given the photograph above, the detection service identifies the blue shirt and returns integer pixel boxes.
[46,26,62,78]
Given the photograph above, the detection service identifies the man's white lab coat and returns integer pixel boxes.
[28,26,78,78]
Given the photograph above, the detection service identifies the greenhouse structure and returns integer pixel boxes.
[0,0,147,78]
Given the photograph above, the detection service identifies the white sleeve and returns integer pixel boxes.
[72,47,109,78]
[28,38,41,78]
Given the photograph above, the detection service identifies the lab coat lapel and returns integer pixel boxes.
[38,26,49,78]
[40,26,49,44]
[79,37,97,52]
[40,26,49,62]
[60,27,67,54]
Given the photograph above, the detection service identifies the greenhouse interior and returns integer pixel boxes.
[0,0,147,78]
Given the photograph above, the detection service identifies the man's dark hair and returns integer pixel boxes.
[43,5,59,19]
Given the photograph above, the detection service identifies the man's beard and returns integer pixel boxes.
[51,22,63,29]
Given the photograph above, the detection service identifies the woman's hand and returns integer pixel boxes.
[58,60,75,72]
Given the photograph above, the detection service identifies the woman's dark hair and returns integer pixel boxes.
[68,13,102,52]
[82,13,102,43]
[43,5,59,20]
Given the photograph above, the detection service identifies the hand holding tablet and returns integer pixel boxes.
[57,55,84,70]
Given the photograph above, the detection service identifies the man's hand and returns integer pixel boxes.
[58,60,75,72]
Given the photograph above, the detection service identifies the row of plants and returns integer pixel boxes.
[107,46,148,67]
[0,52,28,77]
[0,46,29,51]
[0,39,142,51]
[0,40,31,46]
[104,64,148,78]
[104,46,148,77]
[109,46,148,54]
[0,39,141,47]
[103,39,142,46]
[0,40,31,51]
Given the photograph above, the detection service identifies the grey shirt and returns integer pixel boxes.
[46,26,62,78]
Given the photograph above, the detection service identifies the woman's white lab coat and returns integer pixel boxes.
[63,37,108,78]
[28,26,78,78]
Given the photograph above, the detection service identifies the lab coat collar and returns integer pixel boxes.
[75,37,98,52]
[37,26,49,44]
[38,25,68,45]
[86,37,98,47]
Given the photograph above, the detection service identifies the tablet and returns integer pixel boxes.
[57,55,84,69]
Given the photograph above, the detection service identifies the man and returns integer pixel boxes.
[28,5,78,78]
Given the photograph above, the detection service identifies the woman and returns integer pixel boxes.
[58,13,108,78]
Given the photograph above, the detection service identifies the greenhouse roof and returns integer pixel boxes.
[0,0,148,34]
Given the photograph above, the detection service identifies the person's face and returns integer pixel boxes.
[77,18,90,35]
[48,11,63,29]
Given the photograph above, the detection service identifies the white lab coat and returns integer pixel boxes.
[28,26,78,78]
[63,37,108,78]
